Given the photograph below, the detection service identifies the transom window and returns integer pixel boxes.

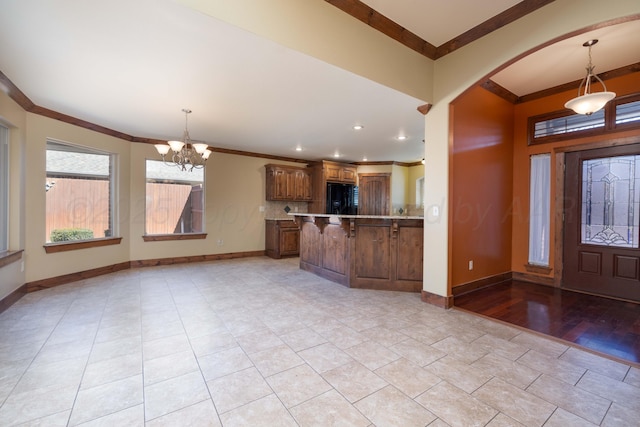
[529,93,640,145]
[46,140,115,243]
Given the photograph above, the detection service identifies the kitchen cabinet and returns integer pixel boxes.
[293,214,423,292]
[265,219,300,259]
[308,160,358,213]
[265,164,312,201]
[325,162,357,183]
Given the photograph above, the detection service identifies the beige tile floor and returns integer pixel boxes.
[1,256,639,426]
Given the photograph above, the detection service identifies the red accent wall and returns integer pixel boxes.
[450,85,514,287]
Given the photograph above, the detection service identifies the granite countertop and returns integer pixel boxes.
[287,213,424,220]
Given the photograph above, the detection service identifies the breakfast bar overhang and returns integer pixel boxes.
[290,214,424,292]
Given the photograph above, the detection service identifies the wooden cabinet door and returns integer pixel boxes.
[271,169,288,200]
[358,174,390,215]
[326,164,341,181]
[342,167,357,183]
[355,224,390,279]
[280,228,300,256]
[294,170,312,201]
[396,226,423,281]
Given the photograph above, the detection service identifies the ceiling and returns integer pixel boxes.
[0,0,638,164]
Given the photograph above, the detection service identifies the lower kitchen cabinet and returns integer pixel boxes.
[265,219,300,259]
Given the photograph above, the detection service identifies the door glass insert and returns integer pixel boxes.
[581,155,640,248]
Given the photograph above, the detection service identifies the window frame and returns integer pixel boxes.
[0,123,8,253]
[143,158,207,240]
[43,139,120,252]
[528,92,640,145]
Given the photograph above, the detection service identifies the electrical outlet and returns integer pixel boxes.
[294,206,298,212]
[259,206,265,212]
[468,260,473,270]
[433,206,439,217]
[21,261,24,272]
[217,239,224,246]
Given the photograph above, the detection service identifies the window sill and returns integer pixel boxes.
[0,250,24,268]
[525,263,553,275]
[44,237,123,254]
[142,233,207,242]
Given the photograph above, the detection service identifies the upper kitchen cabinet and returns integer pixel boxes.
[323,161,357,184]
[265,164,312,201]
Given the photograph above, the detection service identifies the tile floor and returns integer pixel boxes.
[0,256,639,426]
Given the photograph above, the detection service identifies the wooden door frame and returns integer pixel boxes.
[553,136,640,288]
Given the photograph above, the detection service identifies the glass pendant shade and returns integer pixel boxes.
[155,144,171,155]
[564,91,616,115]
[565,39,615,116]
[192,143,209,154]
[167,140,185,152]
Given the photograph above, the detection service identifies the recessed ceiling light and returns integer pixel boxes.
[295,146,302,151]
[396,135,407,141]
[353,125,364,130]
[362,157,368,162]
[334,152,340,158]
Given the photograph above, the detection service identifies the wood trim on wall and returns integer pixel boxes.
[512,271,555,287]
[482,63,640,105]
[142,233,207,242]
[324,0,554,60]
[0,284,27,315]
[26,261,131,292]
[0,250,23,269]
[435,0,555,59]
[43,237,123,254]
[421,290,453,309]
[130,250,265,268]
[324,0,437,59]
[25,250,267,293]
[452,271,512,296]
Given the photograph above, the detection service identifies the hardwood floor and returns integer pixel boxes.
[454,280,640,366]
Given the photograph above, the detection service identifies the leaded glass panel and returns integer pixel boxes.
[581,155,640,248]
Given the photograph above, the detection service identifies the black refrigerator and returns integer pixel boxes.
[326,183,358,215]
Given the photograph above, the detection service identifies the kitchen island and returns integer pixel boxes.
[289,213,423,292]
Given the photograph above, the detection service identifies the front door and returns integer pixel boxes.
[563,145,640,302]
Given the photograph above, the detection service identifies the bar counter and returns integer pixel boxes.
[289,213,424,292]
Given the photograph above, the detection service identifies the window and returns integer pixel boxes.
[416,176,425,208]
[46,140,115,243]
[528,154,550,266]
[532,110,605,139]
[0,124,8,252]
[145,160,204,235]
[528,92,640,145]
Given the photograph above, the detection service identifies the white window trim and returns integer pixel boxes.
[528,153,551,266]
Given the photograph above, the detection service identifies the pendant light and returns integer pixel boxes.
[564,39,616,116]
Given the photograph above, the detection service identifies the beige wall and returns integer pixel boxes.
[129,145,280,260]
[176,0,433,102]
[0,92,26,299]
[24,113,132,283]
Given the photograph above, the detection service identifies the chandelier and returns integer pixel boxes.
[155,108,212,171]
[564,39,616,116]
